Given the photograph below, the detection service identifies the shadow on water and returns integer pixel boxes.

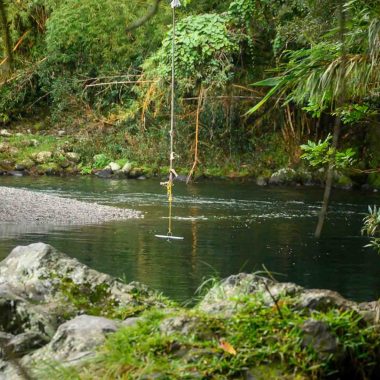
[1,176,380,303]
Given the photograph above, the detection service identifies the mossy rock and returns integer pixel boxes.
[368,173,380,190]
[36,163,61,175]
[335,174,353,189]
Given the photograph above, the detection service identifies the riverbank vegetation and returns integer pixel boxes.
[0,0,378,186]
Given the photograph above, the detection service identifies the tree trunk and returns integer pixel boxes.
[0,0,13,75]
[314,2,346,238]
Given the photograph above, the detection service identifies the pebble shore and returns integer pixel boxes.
[0,186,141,224]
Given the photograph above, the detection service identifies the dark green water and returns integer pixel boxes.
[1,176,380,303]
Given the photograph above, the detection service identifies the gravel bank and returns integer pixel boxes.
[0,186,141,224]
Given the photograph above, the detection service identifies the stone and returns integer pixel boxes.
[25,315,120,364]
[8,171,25,177]
[256,176,268,186]
[29,139,39,147]
[121,162,132,174]
[160,315,203,337]
[57,130,66,137]
[269,168,296,185]
[14,164,25,171]
[0,143,10,153]
[198,273,274,314]
[34,151,52,164]
[0,160,14,170]
[0,129,11,137]
[95,169,113,178]
[122,317,143,328]
[0,284,57,337]
[301,319,339,357]
[106,162,121,172]
[18,159,34,170]
[296,289,356,312]
[65,152,80,163]
[7,332,50,358]
[357,301,380,324]
[0,243,166,315]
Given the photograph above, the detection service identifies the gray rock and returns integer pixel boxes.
[25,315,120,364]
[301,319,339,357]
[256,176,268,186]
[17,159,34,170]
[34,151,52,164]
[65,152,80,163]
[8,171,25,177]
[0,359,25,380]
[297,289,356,312]
[106,162,121,172]
[269,168,296,185]
[121,162,132,174]
[0,129,11,137]
[95,169,113,178]
[0,243,165,323]
[122,317,143,328]
[357,301,380,324]
[14,164,25,171]
[0,284,57,336]
[7,332,50,358]
[198,273,274,314]
[160,315,203,337]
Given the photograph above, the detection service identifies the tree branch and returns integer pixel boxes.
[126,0,162,32]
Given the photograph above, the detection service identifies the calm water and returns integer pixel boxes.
[1,176,380,303]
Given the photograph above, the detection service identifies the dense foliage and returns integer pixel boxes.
[0,0,378,179]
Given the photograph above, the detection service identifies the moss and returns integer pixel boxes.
[45,290,380,380]
[368,173,380,190]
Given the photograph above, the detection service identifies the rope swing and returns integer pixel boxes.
[155,0,184,241]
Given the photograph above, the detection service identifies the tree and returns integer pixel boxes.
[248,0,380,237]
[0,0,13,75]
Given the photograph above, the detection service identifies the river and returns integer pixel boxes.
[0,176,380,303]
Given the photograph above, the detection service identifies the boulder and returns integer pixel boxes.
[106,162,121,172]
[296,289,356,312]
[6,332,50,358]
[199,273,357,316]
[95,169,113,178]
[121,162,132,174]
[0,284,57,336]
[198,273,274,314]
[0,129,11,137]
[256,176,268,186]
[301,319,339,358]
[65,152,80,163]
[0,243,167,317]
[17,159,34,170]
[160,315,210,339]
[25,315,120,364]
[269,168,297,185]
[34,151,52,164]
[8,171,25,177]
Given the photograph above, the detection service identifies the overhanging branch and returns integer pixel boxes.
[126,0,162,32]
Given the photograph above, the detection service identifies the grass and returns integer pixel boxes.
[36,283,380,380]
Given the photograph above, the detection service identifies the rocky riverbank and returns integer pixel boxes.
[0,187,141,225]
[0,128,379,190]
[1,243,380,379]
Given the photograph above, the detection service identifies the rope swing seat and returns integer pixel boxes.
[155,0,184,241]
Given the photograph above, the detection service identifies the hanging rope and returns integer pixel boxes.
[161,0,181,237]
